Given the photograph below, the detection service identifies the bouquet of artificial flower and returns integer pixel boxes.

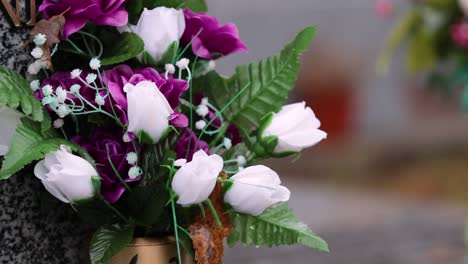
[0,1,329,263]
[379,0,468,108]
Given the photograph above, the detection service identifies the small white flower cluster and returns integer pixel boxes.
[195,97,210,131]
[40,84,71,118]
[28,34,47,75]
[126,152,142,179]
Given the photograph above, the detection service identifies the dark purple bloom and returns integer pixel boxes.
[175,129,210,161]
[105,64,189,126]
[181,9,248,59]
[72,129,138,203]
[39,0,128,39]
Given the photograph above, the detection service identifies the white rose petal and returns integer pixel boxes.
[171,150,223,206]
[126,7,186,62]
[34,145,98,203]
[124,80,174,142]
[224,165,290,216]
[262,102,327,153]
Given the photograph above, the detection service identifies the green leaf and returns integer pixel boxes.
[124,185,169,226]
[90,223,135,264]
[74,198,117,226]
[0,118,93,180]
[376,9,422,75]
[140,136,177,186]
[0,66,50,127]
[201,26,316,147]
[149,0,208,12]
[228,203,329,252]
[406,29,436,73]
[184,0,208,12]
[101,32,145,66]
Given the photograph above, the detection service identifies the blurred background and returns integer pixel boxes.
[206,0,468,263]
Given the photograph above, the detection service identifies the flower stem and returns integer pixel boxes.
[205,199,222,227]
[106,144,131,192]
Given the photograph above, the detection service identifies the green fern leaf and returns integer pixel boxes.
[201,27,316,146]
[0,118,93,180]
[0,66,50,128]
[228,203,329,252]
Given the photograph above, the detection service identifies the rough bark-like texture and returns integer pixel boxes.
[0,4,88,263]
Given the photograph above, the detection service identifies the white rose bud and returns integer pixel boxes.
[0,107,22,156]
[34,146,98,203]
[261,102,327,153]
[124,80,173,143]
[124,7,185,62]
[171,150,223,206]
[224,165,290,216]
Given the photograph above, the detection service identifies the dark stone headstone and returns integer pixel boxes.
[0,4,88,263]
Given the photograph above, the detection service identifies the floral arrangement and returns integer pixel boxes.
[0,1,329,263]
[378,0,468,108]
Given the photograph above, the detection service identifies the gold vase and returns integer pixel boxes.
[107,237,183,264]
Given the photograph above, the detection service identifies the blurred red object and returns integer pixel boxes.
[375,0,393,18]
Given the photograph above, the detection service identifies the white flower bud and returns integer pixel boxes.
[224,165,290,216]
[95,94,105,106]
[70,84,81,94]
[30,80,40,92]
[165,64,176,74]
[34,146,98,203]
[53,119,64,129]
[261,102,327,153]
[176,58,190,70]
[125,7,186,62]
[55,86,68,104]
[124,81,174,143]
[86,73,97,84]
[33,33,47,46]
[57,104,70,118]
[89,58,101,70]
[42,85,53,96]
[196,104,209,117]
[27,62,41,75]
[195,120,206,130]
[171,150,223,206]
[128,166,142,179]
[123,132,132,143]
[236,155,247,166]
[31,47,44,59]
[70,69,82,79]
[223,138,232,150]
[201,97,209,105]
[126,152,138,165]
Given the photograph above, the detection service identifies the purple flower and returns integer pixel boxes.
[175,129,210,161]
[105,65,189,126]
[39,0,128,39]
[181,9,248,59]
[72,129,138,203]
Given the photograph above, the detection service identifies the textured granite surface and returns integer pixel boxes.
[0,3,88,263]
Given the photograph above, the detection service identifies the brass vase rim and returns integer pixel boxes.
[127,237,176,247]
